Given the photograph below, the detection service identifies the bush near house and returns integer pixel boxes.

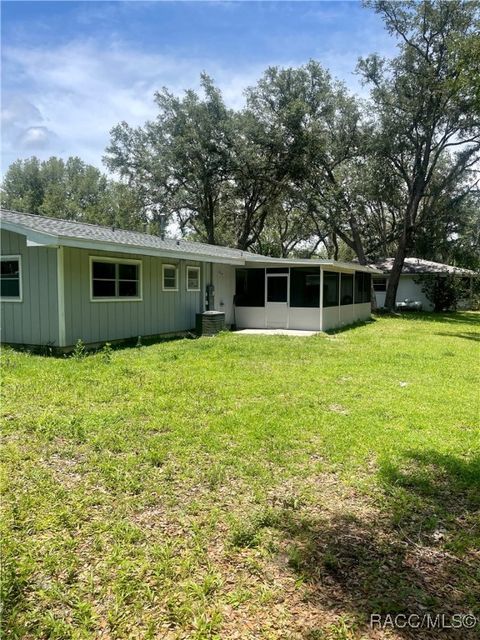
[416,273,474,312]
[1,313,479,639]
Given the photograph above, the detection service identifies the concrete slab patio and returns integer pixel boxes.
[234,328,319,337]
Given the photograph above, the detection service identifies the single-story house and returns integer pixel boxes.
[1,209,381,349]
[370,257,477,310]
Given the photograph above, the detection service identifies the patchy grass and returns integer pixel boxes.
[1,312,479,639]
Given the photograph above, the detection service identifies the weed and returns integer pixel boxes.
[72,338,86,360]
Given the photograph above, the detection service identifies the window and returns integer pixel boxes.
[372,276,387,292]
[323,271,339,307]
[340,273,354,305]
[1,255,22,301]
[91,258,141,300]
[186,266,200,291]
[162,264,178,291]
[355,272,372,303]
[290,268,320,307]
[235,268,265,307]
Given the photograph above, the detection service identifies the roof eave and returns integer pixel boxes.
[1,220,245,266]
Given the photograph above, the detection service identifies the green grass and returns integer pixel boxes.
[1,312,479,639]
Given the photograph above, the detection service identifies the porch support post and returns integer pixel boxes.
[319,267,324,331]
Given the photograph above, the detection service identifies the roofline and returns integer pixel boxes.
[0,219,245,265]
[1,214,382,273]
[245,255,382,273]
[373,264,477,276]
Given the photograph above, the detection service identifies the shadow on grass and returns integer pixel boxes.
[324,318,377,336]
[435,331,480,342]
[374,311,480,327]
[1,331,198,358]
[274,451,479,638]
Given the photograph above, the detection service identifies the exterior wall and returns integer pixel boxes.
[235,307,266,329]
[396,276,433,310]
[374,275,434,311]
[1,230,60,346]
[353,303,372,322]
[235,306,322,331]
[322,307,339,331]
[339,304,354,326]
[63,247,203,346]
[288,307,321,331]
[322,303,371,331]
[212,263,235,325]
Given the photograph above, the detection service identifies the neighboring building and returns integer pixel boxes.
[370,257,477,310]
[1,209,380,349]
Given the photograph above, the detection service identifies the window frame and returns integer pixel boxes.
[162,263,179,292]
[89,256,142,302]
[1,254,23,302]
[372,276,388,292]
[186,266,201,292]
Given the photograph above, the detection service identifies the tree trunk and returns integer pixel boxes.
[384,238,409,311]
[384,212,416,310]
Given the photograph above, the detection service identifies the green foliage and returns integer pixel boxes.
[359,0,480,307]
[100,342,113,364]
[1,156,146,231]
[416,273,472,311]
[72,338,86,360]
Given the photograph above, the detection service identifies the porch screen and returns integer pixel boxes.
[323,271,339,307]
[340,273,354,305]
[235,269,265,307]
[290,268,320,307]
[355,272,372,303]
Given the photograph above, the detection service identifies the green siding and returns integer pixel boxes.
[1,229,59,345]
[63,247,203,345]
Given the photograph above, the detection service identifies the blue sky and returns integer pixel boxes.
[2,1,397,171]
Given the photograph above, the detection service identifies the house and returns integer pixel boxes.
[1,209,381,349]
[370,257,477,310]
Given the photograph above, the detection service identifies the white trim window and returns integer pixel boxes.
[186,266,200,292]
[162,264,178,291]
[372,276,388,292]
[1,255,22,302]
[90,257,142,301]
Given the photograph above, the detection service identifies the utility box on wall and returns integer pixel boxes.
[196,311,225,336]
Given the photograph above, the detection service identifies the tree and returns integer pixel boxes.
[244,61,371,262]
[359,0,480,309]
[1,156,146,230]
[105,74,233,245]
[1,157,44,214]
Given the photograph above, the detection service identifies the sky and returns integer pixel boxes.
[1,1,398,172]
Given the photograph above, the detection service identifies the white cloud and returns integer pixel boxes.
[1,21,397,172]
[2,40,263,171]
[17,126,57,149]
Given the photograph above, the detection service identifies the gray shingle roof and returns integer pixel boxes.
[371,257,476,276]
[0,209,250,261]
[1,208,380,272]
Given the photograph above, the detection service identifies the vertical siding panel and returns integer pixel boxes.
[1,231,59,345]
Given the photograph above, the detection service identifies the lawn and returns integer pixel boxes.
[1,312,479,640]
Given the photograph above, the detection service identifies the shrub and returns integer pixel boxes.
[415,273,472,312]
